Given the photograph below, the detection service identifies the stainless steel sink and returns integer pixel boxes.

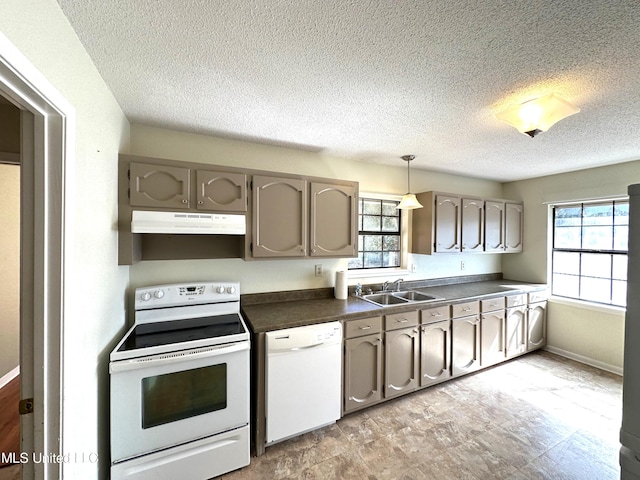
[393,291,444,302]
[360,290,445,307]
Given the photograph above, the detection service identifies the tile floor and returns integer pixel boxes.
[221,351,622,480]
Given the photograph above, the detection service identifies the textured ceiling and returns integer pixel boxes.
[57,0,640,182]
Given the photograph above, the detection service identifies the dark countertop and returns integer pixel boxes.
[241,279,547,334]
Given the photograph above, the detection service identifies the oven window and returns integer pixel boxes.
[141,364,227,429]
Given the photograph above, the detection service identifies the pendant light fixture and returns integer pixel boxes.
[397,154,423,210]
[495,93,580,138]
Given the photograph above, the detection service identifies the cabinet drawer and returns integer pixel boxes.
[506,294,526,308]
[421,305,451,324]
[345,316,382,338]
[481,297,505,312]
[452,301,479,318]
[528,291,549,304]
[384,310,419,330]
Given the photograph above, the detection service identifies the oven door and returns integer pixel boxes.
[110,341,249,463]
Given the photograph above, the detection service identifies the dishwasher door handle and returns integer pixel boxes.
[290,342,329,351]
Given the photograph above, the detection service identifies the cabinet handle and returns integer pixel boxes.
[430,312,442,317]
[311,249,316,253]
[198,200,204,204]
[397,319,409,323]
[359,325,371,330]
[181,199,188,204]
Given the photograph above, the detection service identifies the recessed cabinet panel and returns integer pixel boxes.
[420,319,451,387]
[506,306,527,357]
[310,183,357,257]
[129,162,190,209]
[480,310,506,367]
[485,200,505,252]
[344,334,383,413]
[252,176,307,257]
[462,198,484,252]
[505,202,524,252]
[384,326,419,399]
[527,301,547,351]
[434,194,461,252]
[452,315,481,377]
[197,170,247,212]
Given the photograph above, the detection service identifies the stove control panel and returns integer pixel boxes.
[135,282,241,310]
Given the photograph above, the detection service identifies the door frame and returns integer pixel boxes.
[0,32,73,480]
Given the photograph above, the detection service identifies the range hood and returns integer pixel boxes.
[131,210,246,235]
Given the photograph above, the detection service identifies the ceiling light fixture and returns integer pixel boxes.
[397,155,423,210]
[496,93,580,138]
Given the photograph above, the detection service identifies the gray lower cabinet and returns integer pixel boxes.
[527,301,547,351]
[420,318,451,387]
[384,311,420,399]
[480,297,506,367]
[343,316,383,413]
[506,305,527,357]
[451,301,481,377]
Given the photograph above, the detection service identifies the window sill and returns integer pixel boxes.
[549,295,626,316]
[347,268,411,279]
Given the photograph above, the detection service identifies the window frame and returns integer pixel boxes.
[550,198,629,308]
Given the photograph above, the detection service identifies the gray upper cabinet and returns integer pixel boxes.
[196,170,247,212]
[434,194,461,253]
[505,202,524,252]
[485,200,524,253]
[461,197,484,252]
[484,200,505,252]
[310,182,357,257]
[129,162,190,209]
[252,175,307,258]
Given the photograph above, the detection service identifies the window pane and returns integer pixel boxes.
[363,215,381,231]
[364,252,382,268]
[583,204,613,225]
[552,273,579,298]
[613,255,628,281]
[553,251,580,275]
[382,201,399,216]
[383,235,399,251]
[614,226,628,251]
[363,199,381,215]
[582,226,613,250]
[348,254,363,269]
[383,251,400,267]
[381,216,399,232]
[554,226,581,249]
[363,235,382,251]
[615,202,629,225]
[555,206,582,226]
[580,277,611,304]
[613,280,627,306]
[581,253,611,279]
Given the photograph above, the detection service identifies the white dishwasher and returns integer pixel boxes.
[266,321,342,444]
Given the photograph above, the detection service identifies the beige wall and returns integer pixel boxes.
[0,1,130,478]
[503,161,640,373]
[0,164,19,379]
[129,124,504,294]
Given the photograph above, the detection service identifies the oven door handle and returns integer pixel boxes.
[109,341,249,373]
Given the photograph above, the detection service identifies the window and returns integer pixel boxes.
[348,198,401,270]
[552,200,628,306]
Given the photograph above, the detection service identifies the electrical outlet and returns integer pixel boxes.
[410,264,417,273]
[314,264,323,277]
[460,261,465,270]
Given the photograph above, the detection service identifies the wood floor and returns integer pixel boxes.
[221,351,622,480]
[0,375,20,468]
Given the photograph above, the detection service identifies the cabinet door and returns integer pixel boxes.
[505,202,524,252]
[196,170,247,212]
[344,334,383,413]
[527,301,547,351]
[484,200,505,252]
[506,306,527,357]
[480,310,505,367]
[461,198,484,252]
[451,315,481,377]
[384,326,419,399]
[252,176,307,257]
[420,320,451,387]
[129,162,190,208]
[434,194,461,252]
[310,182,357,257]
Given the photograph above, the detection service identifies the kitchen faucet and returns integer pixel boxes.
[383,278,404,292]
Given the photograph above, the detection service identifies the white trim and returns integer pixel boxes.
[544,345,623,376]
[543,194,628,206]
[548,296,626,316]
[0,365,19,389]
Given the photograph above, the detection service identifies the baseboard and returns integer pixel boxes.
[544,346,623,376]
[0,366,19,389]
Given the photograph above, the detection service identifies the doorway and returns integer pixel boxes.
[0,34,70,480]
